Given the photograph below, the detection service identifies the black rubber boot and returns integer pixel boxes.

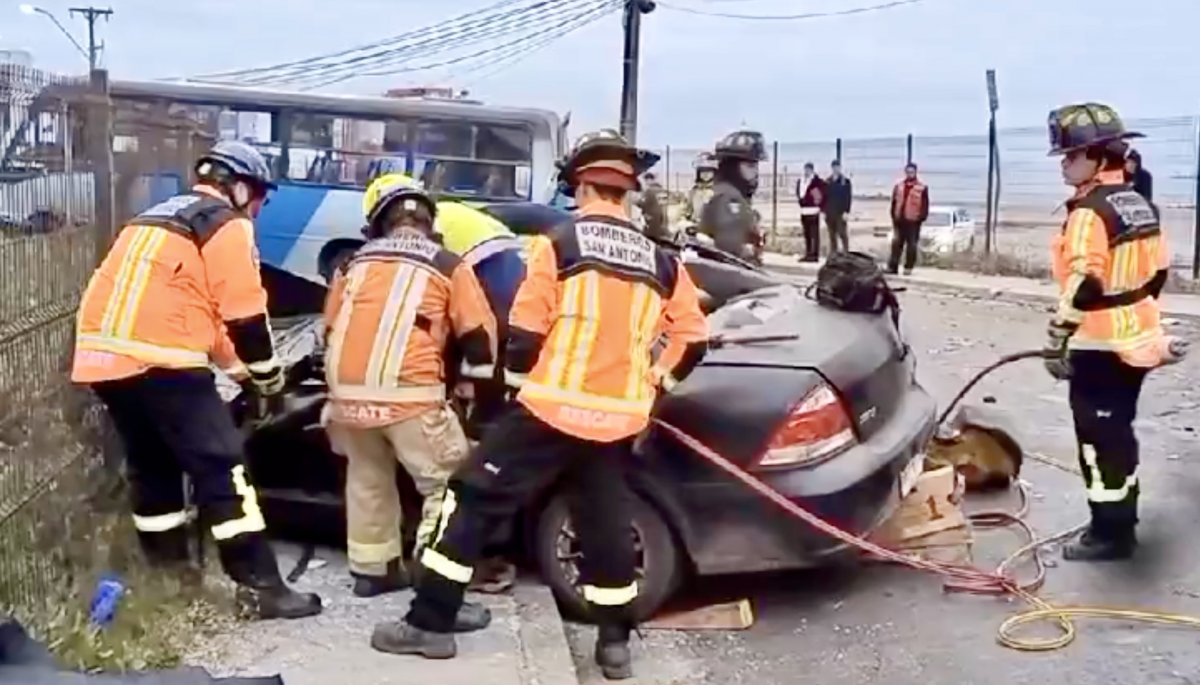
[352,559,411,598]
[1063,527,1135,562]
[595,623,633,681]
[221,535,323,619]
[453,601,492,633]
[370,621,456,659]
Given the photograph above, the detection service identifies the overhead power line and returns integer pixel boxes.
[301,0,621,91]
[656,0,922,20]
[456,0,621,88]
[191,0,616,89]
[290,0,616,89]
[193,0,533,81]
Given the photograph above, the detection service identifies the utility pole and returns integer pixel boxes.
[69,6,113,71]
[619,0,655,144]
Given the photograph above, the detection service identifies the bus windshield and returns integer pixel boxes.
[105,80,562,286]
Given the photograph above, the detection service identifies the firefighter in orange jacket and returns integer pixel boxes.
[1044,103,1182,561]
[322,177,498,631]
[369,130,709,680]
[72,141,322,619]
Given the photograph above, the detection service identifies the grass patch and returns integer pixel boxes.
[1,380,239,673]
[16,519,238,673]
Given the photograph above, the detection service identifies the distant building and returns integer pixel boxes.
[0,49,33,67]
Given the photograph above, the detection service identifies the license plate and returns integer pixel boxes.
[899,454,925,498]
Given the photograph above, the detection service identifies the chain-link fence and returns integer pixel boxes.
[652,116,1200,276]
[0,63,116,618]
[1,62,229,621]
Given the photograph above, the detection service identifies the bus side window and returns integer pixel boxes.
[287,112,408,186]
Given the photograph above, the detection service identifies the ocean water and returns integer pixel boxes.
[655,116,1200,216]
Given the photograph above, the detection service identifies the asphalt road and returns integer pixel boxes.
[565,285,1200,685]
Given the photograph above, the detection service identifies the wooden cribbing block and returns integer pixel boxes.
[643,599,755,631]
[871,466,967,545]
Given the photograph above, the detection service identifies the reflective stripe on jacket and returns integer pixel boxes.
[323,230,498,427]
[72,187,269,383]
[1052,170,1168,367]
[507,199,709,443]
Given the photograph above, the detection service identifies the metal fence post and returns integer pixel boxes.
[87,68,115,253]
[771,140,780,238]
[664,144,671,198]
[985,115,997,255]
[906,133,914,166]
[1193,116,1200,279]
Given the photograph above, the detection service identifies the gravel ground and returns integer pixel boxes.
[565,286,1200,685]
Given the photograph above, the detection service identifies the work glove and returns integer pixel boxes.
[1042,319,1078,381]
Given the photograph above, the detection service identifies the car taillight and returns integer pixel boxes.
[756,382,856,469]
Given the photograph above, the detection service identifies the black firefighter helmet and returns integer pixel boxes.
[556,129,660,196]
[1047,103,1144,157]
[714,130,767,162]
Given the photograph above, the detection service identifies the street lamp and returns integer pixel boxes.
[18,4,90,64]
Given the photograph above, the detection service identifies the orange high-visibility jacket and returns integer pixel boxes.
[72,187,276,384]
[507,201,709,443]
[323,231,497,427]
[1052,170,1169,367]
[891,179,929,223]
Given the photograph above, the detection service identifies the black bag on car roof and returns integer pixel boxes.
[809,251,900,325]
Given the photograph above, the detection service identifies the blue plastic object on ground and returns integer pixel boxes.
[87,575,125,628]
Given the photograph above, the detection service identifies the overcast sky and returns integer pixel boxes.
[4,0,1199,148]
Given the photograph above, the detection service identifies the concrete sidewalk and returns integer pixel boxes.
[187,544,577,685]
[763,252,1200,321]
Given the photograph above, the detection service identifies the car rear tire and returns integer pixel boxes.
[534,491,682,622]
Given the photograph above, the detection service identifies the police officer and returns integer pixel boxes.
[368,130,709,681]
[1043,103,1180,561]
[72,141,322,619]
[701,130,767,262]
[683,153,718,224]
[635,172,670,241]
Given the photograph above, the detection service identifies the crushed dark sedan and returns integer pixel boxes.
[230,203,938,620]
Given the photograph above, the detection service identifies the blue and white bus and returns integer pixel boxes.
[107,80,567,284]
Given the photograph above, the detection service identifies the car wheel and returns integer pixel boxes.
[535,492,681,622]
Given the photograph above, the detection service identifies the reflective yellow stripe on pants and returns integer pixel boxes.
[1081,444,1138,503]
[420,489,474,584]
[210,465,267,540]
[132,509,192,533]
[582,582,639,606]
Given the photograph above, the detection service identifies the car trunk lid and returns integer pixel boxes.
[700,285,913,439]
